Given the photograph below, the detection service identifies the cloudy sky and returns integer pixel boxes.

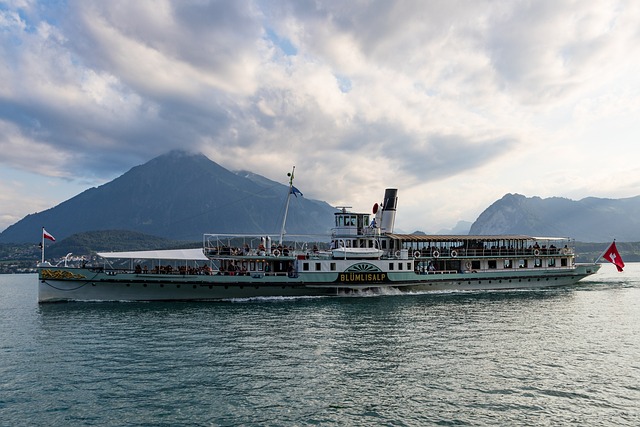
[1,0,639,234]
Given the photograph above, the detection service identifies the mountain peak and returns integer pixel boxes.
[470,194,640,242]
[0,153,335,243]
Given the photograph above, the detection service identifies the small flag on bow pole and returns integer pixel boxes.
[601,241,625,272]
[41,227,56,264]
[43,228,56,242]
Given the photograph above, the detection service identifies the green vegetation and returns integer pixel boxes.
[574,241,640,263]
[0,243,41,273]
[0,230,200,274]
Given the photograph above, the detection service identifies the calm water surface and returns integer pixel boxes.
[1,264,639,426]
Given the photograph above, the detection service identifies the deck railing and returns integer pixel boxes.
[410,247,572,258]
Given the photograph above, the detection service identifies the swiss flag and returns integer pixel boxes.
[43,228,56,242]
[603,241,624,272]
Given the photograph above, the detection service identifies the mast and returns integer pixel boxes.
[279,166,295,245]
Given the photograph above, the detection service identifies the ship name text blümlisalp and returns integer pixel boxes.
[339,272,388,283]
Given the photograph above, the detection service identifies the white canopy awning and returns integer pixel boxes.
[97,248,209,261]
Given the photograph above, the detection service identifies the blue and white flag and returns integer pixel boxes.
[290,186,303,197]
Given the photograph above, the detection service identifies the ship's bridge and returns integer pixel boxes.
[332,207,371,237]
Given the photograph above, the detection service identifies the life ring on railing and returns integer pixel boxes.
[451,250,458,258]
[562,248,569,255]
[273,249,280,256]
[433,250,440,258]
[414,251,421,258]
[395,250,401,258]
[465,261,472,270]
[534,249,540,256]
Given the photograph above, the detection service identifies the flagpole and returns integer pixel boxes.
[41,226,45,264]
[594,239,614,264]
[279,166,295,245]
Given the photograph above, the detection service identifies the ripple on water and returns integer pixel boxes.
[1,270,640,426]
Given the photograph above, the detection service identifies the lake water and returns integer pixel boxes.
[1,263,639,426]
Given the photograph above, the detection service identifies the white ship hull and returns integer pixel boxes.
[38,263,599,302]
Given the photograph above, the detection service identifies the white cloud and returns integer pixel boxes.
[1,0,640,233]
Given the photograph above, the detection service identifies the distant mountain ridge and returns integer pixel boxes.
[0,151,336,243]
[469,193,640,242]
[3,152,639,244]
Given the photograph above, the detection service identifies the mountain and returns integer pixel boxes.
[435,220,472,235]
[0,151,336,243]
[469,193,640,242]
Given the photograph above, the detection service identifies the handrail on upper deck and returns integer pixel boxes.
[410,247,573,258]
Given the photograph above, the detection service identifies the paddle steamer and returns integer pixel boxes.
[38,172,600,302]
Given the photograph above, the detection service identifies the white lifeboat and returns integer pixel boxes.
[331,247,384,259]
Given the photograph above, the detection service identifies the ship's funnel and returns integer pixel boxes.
[379,188,398,233]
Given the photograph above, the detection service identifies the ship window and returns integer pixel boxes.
[488,260,497,269]
[302,262,309,271]
[471,261,481,270]
[258,262,263,271]
[534,259,542,268]
[561,258,567,267]
[315,263,321,271]
[504,260,512,269]
[389,263,394,270]
[407,262,412,270]
[330,263,336,271]
[548,258,556,267]
[250,261,255,271]
[381,241,387,249]
[519,259,528,268]
[399,263,403,270]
